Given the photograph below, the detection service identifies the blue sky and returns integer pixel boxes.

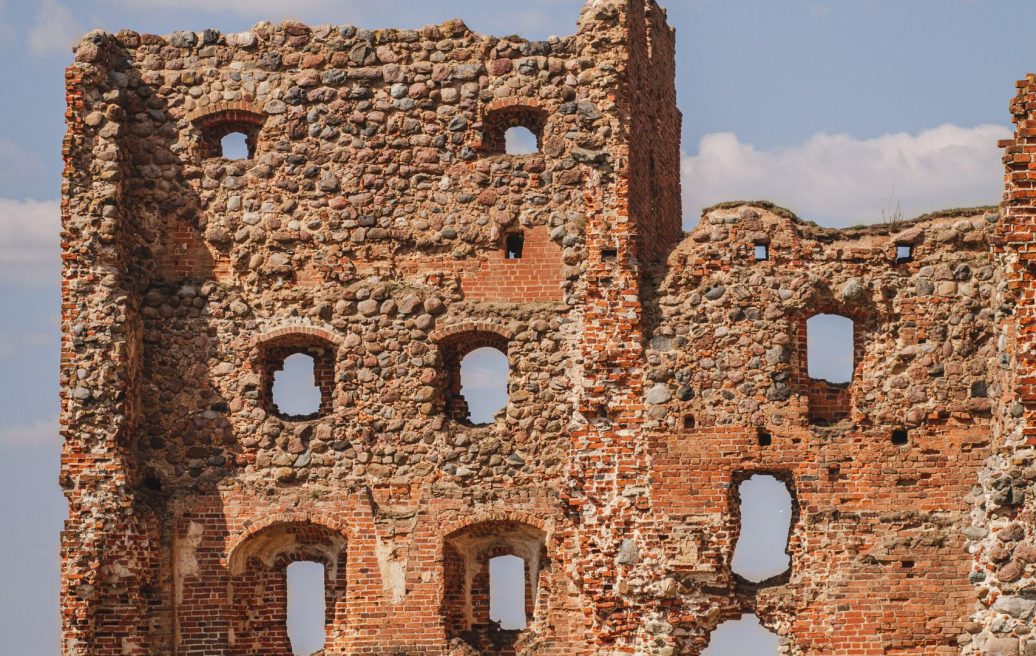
[0,0,1032,653]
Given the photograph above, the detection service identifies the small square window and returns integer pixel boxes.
[895,244,913,264]
[891,428,909,446]
[601,248,617,261]
[757,428,772,447]
[505,232,524,259]
[683,415,695,430]
[754,244,769,261]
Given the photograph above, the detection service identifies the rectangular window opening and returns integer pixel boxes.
[754,243,769,261]
[601,248,618,262]
[756,428,772,447]
[489,555,527,631]
[895,244,913,264]
[505,232,525,259]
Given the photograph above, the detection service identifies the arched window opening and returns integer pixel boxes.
[258,335,336,422]
[505,126,539,155]
[273,353,322,418]
[442,520,546,654]
[483,105,546,156]
[807,314,855,384]
[460,348,509,425]
[220,131,251,160]
[731,475,793,583]
[226,521,345,656]
[701,614,779,656]
[489,555,527,630]
[192,108,264,159]
[286,561,326,656]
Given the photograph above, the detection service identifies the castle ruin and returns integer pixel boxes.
[59,1,1036,654]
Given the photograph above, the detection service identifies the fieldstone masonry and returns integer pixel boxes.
[57,0,1036,654]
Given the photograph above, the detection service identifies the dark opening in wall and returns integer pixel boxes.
[683,415,695,430]
[756,428,772,447]
[895,244,914,264]
[701,614,779,655]
[754,243,769,261]
[731,474,793,583]
[505,232,525,259]
[489,555,527,630]
[505,126,539,155]
[287,561,326,656]
[601,248,618,261]
[807,314,855,384]
[891,428,909,446]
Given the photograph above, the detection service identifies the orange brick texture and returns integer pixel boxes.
[57,2,1035,656]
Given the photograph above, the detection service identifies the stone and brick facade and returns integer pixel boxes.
[58,1,1036,654]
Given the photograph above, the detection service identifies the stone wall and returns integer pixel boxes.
[59,1,1035,655]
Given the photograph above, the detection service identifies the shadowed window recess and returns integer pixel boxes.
[257,333,336,422]
[482,104,546,156]
[438,330,512,425]
[505,231,525,259]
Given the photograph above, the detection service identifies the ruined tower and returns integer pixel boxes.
[59,1,1036,654]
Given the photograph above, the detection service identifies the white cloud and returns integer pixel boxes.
[681,123,1011,228]
[0,199,61,287]
[27,0,84,57]
[0,416,60,447]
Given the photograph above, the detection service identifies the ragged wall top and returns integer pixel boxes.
[647,203,1000,432]
[69,0,680,299]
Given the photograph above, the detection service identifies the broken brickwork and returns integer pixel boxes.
[58,1,1035,654]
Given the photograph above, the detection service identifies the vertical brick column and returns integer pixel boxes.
[60,36,157,656]
[965,74,1036,656]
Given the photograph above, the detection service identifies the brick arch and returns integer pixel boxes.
[431,321,516,348]
[440,514,551,651]
[225,516,348,656]
[186,101,266,126]
[481,98,549,156]
[256,324,344,347]
[188,101,267,159]
[440,510,551,544]
[225,513,349,575]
